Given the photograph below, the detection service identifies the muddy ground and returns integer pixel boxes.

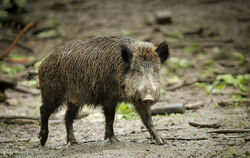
[0,0,250,157]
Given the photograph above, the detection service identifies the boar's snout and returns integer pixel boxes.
[139,79,158,106]
[142,94,155,106]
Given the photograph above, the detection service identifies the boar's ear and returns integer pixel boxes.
[156,41,169,64]
[121,44,133,64]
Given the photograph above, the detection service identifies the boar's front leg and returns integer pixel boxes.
[135,106,164,145]
[103,104,119,143]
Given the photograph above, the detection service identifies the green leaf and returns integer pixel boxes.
[169,32,184,39]
[184,42,203,54]
[47,18,59,27]
[121,30,131,37]
[116,102,137,120]
[21,80,37,88]
[0,10,8,18]
[14,0,27,7]
[216,82,226,90]
[168,57,190,68]
[233,52,244,63]
[3,0,11,7]
[37,30,58,39]
[166,75,181,84]
[34,60,43,69]
[0,62,24,75]
[160,89,166,95]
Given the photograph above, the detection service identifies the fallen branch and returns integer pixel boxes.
[217,99,250,107]
[141,127,183,132]
[170,39,233,49]
[3,57,36,64]
[0,39,33,53]
[0,114,88,125]
[188,121,221,128]
[0,115,40,120]
[166,77,214,91]
[0,138,30,144]
[213,90,249,97]
[151,103,185,115]
[0,75,17,90]
[0,21,35,60]
[83,140,95,143]
[15,84,40,95]
[163,137,208,141]
[0,118,38,125]
[185,101,205,110]
[207,129,250,133]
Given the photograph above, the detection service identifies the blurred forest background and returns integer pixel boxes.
[0,0,249,157]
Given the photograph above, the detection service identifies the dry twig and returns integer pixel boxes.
[166,78,214,91]
[185,101,205,110]
[15,84,40,95]
[207,129,250,133]
[188,121,221,128]
[0,139,30,144]
[0,21,35,60]
[3,57,36,64]
[163,137,208,141]
[217,99,250,107]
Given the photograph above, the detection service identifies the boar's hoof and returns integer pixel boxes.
[39,130,49,146]
[109,136,119,143]
[155,137,164,145]
[67,136,78,145]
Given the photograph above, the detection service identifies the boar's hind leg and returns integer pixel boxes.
[39,102,61,146]
[65,102,80,145]
[135,106,164,145]
[103,104,119,143]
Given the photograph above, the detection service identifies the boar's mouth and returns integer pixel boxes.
[132,90,155,106]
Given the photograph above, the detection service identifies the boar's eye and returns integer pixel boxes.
[131,68,141,75]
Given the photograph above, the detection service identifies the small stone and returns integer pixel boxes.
[155,10,172,25]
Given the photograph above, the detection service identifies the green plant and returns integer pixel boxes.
[0,10,8,17]
[223,148,236,158]
[34,60,43,69]
[116,102,138,120]
[195,82,215,94]
[2,0,27,14]
[33,102,41,115]
[21,80,37,88]
[37,29,58,39]
[47,18,59,27]
[0,62,25,75]
[169,32,184,39]
[33,122,39,127]
[160,89,166,95]
[166,75,181,85]
[184,42,203,54]
[121,30,131,37]
[8,53,35,60]
[233,52,245,63]
[201,66,215,77]
[197,74,250,94]
[216,74,250,92]
[168,57,190,68]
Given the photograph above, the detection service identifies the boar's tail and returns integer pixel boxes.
[27,71,38,80]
